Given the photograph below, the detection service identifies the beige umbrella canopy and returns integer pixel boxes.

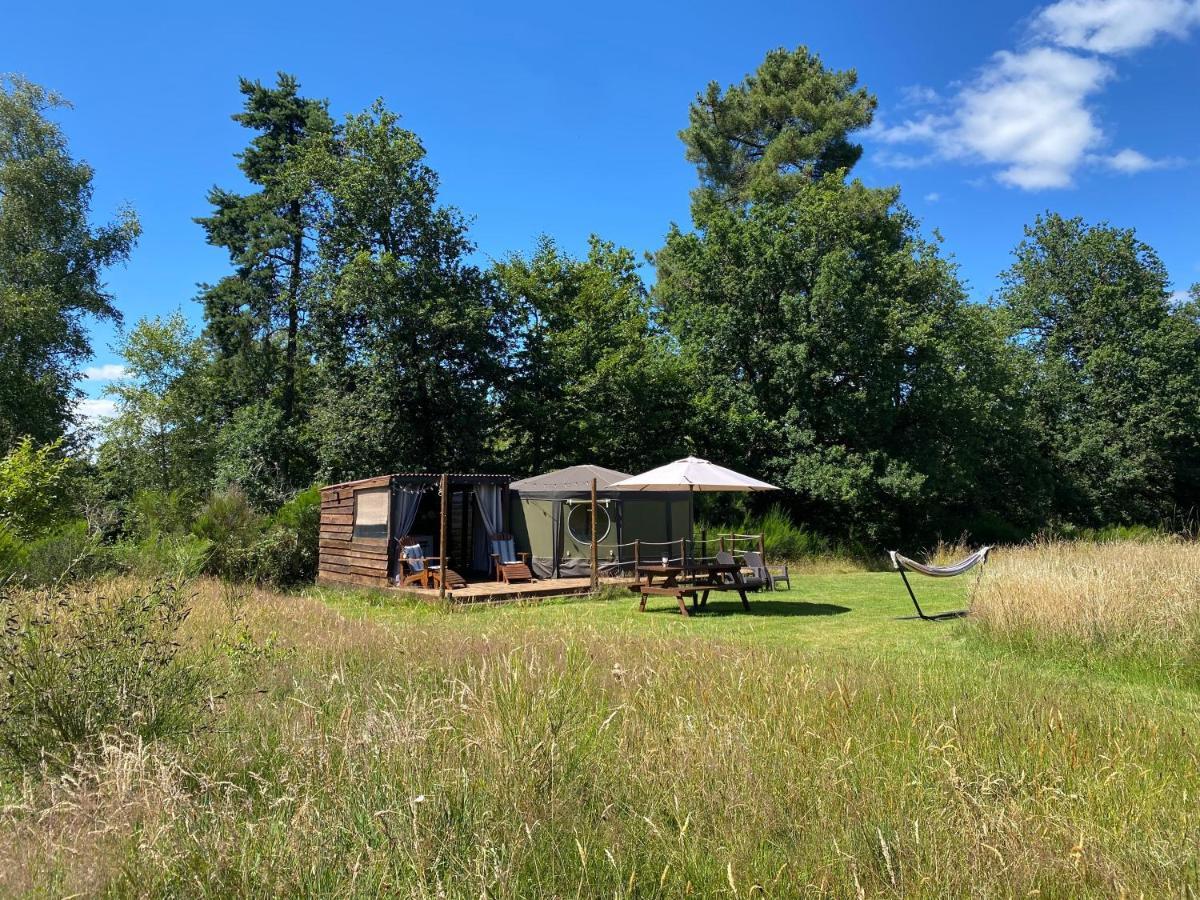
[612,457,779,561]
[609,456,779,492]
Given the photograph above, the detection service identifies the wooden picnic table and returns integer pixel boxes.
[686,561,751,612]
[634,564,697,616]
[633,561,751,616]
[636,564,683,586]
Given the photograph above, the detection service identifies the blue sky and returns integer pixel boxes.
[7,0,1199,417]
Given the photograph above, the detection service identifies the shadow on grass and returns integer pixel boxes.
[644,599,851,618]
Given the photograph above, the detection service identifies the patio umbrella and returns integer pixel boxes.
[610,457,779,561]
[609,456,779,493]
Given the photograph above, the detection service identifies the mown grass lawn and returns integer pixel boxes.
[5,571,1199,897]
[324,572,1196,698]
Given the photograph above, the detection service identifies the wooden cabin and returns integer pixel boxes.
[318,472,512,594]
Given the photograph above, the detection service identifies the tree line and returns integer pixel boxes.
[2,48,1199,553]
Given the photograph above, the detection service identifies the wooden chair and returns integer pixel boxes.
[397,537,466,590]
[489,533,534,583]
[742,550,790,591]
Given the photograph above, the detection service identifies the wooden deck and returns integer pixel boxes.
[403,576,630,603]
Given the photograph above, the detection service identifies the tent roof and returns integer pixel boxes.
[511,464,634,494]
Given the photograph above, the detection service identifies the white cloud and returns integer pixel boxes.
[82,363,128,381]
[75,398,117,424]
[900,85,942,106]
[869,147,939,169]
[1093,147,1181,172]
[873,48,1110,189]
[957,48,1111,188]
[1034,0,1200,53]
[924,192,941,203]
[870,0,1200,189]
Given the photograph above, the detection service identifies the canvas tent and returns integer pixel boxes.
[509,465,691,578]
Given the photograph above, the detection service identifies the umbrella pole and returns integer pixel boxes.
[689,484,694,567]
[590,477,598,590]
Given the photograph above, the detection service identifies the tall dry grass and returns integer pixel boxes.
[970,540,1200,672]
[2,576,1199,895]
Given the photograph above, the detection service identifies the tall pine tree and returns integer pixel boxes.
[195,73,332,499]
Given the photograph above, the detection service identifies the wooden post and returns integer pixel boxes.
[700,527,707,564]
[719,534,726,553]
[758,532,766,560]
[589,477,598,590]
[438,473,449,599]
[679,537,686,568]
[633,539,640,579]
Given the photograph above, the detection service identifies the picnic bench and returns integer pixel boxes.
[633,564,698,615]
[633,561,751,616]
[689,561,751,611]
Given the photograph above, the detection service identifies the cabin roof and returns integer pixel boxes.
[322,472,512,491]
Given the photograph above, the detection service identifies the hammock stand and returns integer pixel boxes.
[888,546,991,621]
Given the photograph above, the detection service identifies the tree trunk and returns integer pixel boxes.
[282,200,303,484]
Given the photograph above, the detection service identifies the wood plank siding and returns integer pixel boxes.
[317,471,513,593]
[317,477,392,589]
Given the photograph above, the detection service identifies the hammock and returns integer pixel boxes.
[888,546,991,620]
[889,546,991,577]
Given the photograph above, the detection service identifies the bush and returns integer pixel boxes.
[92,485,321,588]
[0,579,215,771]
[15,520,108,586]
[703,504,866,564]
[110,533,212,580]
[191,487,263,580]
[127,488,196,540]
[0,437,73,538]
[250,487,321,587]
[0,523,25,575]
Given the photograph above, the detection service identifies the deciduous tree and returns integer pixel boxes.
[658,176,1044,543]
[494,236,692,474]
[306,101,504,480]
[999,214,1200,525]
[0,77,139,449]
[98,312,213,503]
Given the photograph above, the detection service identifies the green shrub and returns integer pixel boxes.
[703,504,865,563]
[127,488,196,539]
[0,522,26,578]
[110,533,212,579]
[251,487,321,586]
[0,579,214,771]
[0,437,73,538]
[15,520,109,586]
[191,487,263,580]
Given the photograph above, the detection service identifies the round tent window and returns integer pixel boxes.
[567,502,611,544]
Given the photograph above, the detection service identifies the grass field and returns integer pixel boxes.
[3,554,1200,896]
